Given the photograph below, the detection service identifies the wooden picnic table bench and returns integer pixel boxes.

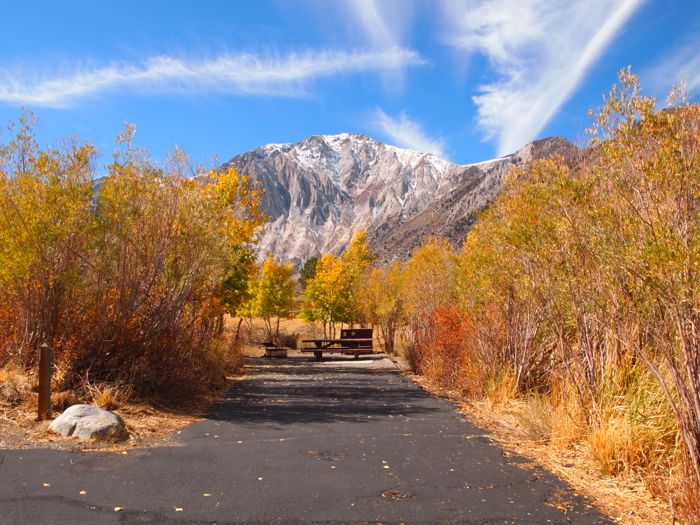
[301,328,374,360]
[256,341,288,358]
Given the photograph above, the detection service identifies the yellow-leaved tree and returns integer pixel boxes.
[0,113,96,361]
[301,230,375,336]
[359,261,404,354]
[349,69,700,520]
[252,253,297,341]
[0,118,266,398]
[301,253,349,337]
[342,230,376,324]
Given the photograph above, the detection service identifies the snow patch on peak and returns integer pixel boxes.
[257,142,293,156]
[465,155,511,167]
[322,132,355,143]
[318,134,354,155]
[222,134,575,266]
[379,144,456,183]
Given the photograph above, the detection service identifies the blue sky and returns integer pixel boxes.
[0,0,698,170]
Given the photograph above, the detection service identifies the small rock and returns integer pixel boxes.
[49,405,128,442]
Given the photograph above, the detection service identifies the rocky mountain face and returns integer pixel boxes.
[222,134,578,265]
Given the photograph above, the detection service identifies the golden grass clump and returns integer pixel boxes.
[82,380,133,411]
[0,364,32,406]
[588,365,678,477]
[51,391,80,412]
[483,368,517,411]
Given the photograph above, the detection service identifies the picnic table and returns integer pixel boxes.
[257,341,288,358]
[301,328,374,360]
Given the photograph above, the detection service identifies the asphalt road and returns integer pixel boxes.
[0,355,612,524]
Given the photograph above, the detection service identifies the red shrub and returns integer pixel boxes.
[407,304,483,397]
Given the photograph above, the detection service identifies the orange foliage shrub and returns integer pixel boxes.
[0,120,261,401]
[409,305,483,398]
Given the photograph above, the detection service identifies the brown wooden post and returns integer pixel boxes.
[37,342,52,421]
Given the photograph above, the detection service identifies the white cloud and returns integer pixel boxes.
[0,47,424,108]
[645,35,700,98]
[341,0,415,49]
[442,0,644,155]
[339,0,418,88]
[374,108,447,157]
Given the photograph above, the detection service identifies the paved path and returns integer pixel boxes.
[0,355,612,524]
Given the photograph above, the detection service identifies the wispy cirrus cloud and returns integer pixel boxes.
[374,108,446,158]
[341,0,415,49]
[338,0,418,88]
[441,0,644,155]
[0,47,424,108]
[645,34,700,97]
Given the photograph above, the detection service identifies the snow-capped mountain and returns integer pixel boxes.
[221,133,577,264]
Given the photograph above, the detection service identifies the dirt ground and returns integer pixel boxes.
[0,382,240,452]
[234,317,321,351]
[0,316,313,452]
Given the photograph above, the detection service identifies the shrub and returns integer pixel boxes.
[0,119,263,400]
[355,70,700,519]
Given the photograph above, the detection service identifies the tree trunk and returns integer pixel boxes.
[234,317,244,341]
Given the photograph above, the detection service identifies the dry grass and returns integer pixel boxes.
[588,419,636,477]
[84,381,133,411]
[510,395,555,443]
[231,316,321,357]
[0,321,247,451]
[0,371,246,451]
[483,368,517,411]
[51,391,80,412]
[505,386,586,450]
[587,366,679,479]
[409,372,673,525]
[0,363,32,406]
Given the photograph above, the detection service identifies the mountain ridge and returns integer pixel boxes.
[222,133,578,264]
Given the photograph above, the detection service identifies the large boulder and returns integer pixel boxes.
[49,404,128,441]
